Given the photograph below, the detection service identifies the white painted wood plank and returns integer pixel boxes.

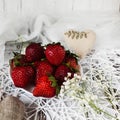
[22,0,39,14]
[53,0,73,14]
[37,0,55,14]
[114,0,120,12]
[0,0,120,16]
[4,0,21,14]
[72,0,120,12]
[0,0,4,13]
[102,0,116,12]
[90,0,104,11]
[73,0,91,11]
[21,0,73,16]
[22,0,73,16]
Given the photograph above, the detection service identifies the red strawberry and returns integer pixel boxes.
[11,66,35,88]
[33,76,59,98]
[9,52,27,71]
[36,60,53,82]
[25,42,45,62]
[65,51,80,72]
[55,64,72,85]
[45,43,65,65]
[32,61,41,69]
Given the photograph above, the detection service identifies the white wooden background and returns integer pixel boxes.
[0,0,120,16]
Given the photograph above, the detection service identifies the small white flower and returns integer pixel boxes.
[64,77,68,81]
[76,75,82,80]
[60,88,65,93]
[70,80,74,84]
[71,83,76,87]
[64,85,70,90]
[74,73,78,78]
[63,81,70,86]
[67,72,72,77]
[61,85,64,89]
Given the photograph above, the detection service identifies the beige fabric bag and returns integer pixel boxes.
[0,95,25,120]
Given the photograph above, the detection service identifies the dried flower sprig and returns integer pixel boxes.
[64,30,88,39]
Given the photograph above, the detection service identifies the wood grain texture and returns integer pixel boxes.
[0,0,4,13]
[3,0,21,14]
[0,0,120,15]
[21,0,39,14]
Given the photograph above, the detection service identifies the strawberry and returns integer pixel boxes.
[55,64,72,85]
[65,51,80,72]
[36,60,53,82]
[25,42,45,62]
[9,52,27,71]
[45,43,65,65]
[32,61,41,69]
[33,76,59,98]
[11,66,35,88]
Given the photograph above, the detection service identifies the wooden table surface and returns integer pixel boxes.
[0,0,120,16]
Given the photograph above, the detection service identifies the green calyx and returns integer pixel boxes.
[12,52,27,67]
[65,50,80,73]
[45,42,64,48]
[13,52,23,66]
[66,50,79,60]
[49,75,60,95]
[49,76,57,87]
[65,63,77,73]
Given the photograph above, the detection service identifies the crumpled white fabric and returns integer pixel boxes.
[0,14,53,68]
[0,13,120,69]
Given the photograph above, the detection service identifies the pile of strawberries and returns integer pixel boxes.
[10,42,80,98]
